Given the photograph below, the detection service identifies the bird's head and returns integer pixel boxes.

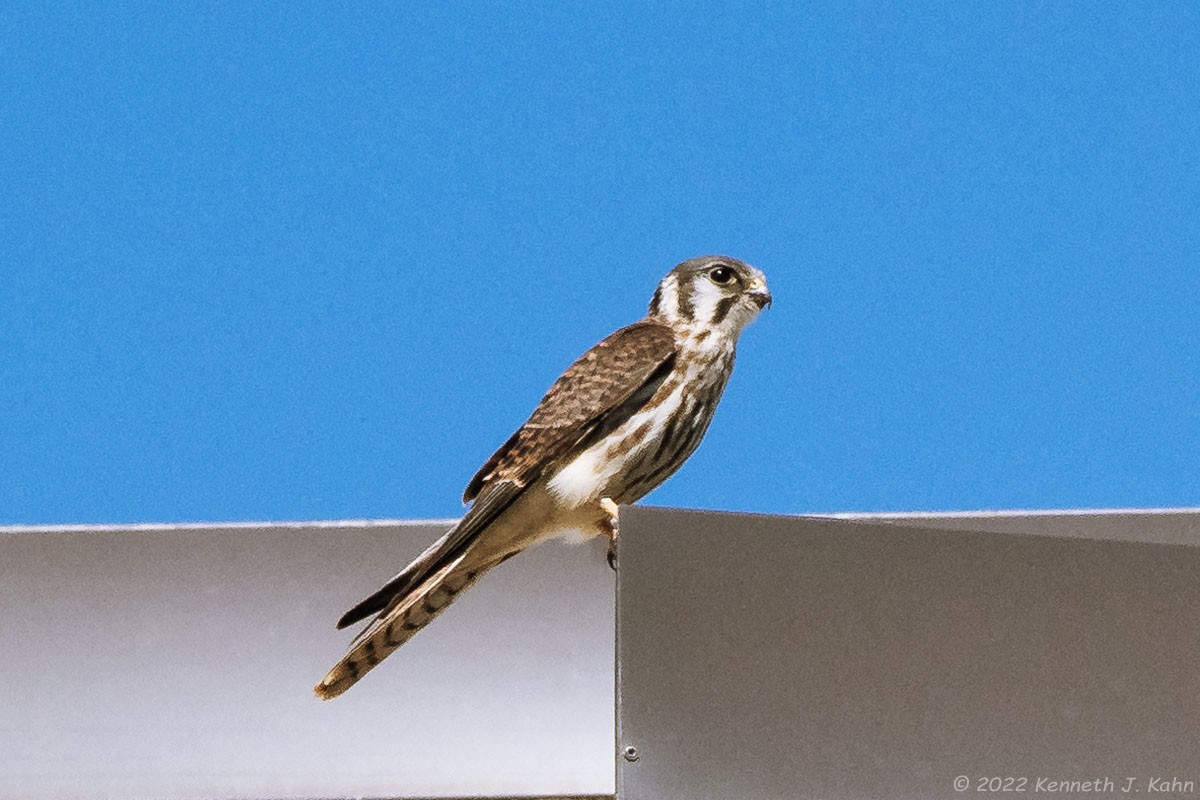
[648,255,771,339]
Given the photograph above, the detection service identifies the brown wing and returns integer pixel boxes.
[335,319,677,630]
[464,319,678,500]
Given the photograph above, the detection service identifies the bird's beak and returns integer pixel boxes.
[747,279,772,310]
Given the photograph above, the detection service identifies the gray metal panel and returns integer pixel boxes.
[616,506,1200,800]
[0,521,616,800]
[833,507,1200,546]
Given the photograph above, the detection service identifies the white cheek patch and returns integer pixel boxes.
[657,277,680,323]
[689,281,724,326]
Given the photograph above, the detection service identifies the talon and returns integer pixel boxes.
[600,497,619,571]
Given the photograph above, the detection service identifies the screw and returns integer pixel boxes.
[622,745,640,762]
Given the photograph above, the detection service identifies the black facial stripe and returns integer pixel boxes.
[677,279,695,321]
[712,295,737,324]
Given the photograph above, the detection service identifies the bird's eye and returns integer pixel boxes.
[709,266,735,285]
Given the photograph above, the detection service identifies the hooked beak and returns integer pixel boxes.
[747,280,772,310]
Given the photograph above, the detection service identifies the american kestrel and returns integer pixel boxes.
[315,255,770,699]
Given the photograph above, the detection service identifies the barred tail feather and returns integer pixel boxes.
[313,553,490,700]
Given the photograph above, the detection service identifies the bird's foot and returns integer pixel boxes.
[600,497,619,570]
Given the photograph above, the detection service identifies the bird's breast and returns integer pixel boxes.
[546,398,677,507]
[546,348,733,508]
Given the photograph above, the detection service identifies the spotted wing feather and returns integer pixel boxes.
[334,320,677,630]
[464,319,678,500]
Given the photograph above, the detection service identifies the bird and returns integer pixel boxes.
[314,255,771,699]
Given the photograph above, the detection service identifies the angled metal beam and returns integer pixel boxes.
[616,506,1200,800]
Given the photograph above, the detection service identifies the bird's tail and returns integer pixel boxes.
[313,550,495,700]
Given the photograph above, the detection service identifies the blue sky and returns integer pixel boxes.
[2,3,1197,525]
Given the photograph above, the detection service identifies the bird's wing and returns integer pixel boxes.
[335,479,521,629]
[464,319,678,500]
[335,319,677,630]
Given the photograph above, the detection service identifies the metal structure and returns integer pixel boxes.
[3,506,1197,799]
[0,519,615,799]
[617,506,1200,800]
